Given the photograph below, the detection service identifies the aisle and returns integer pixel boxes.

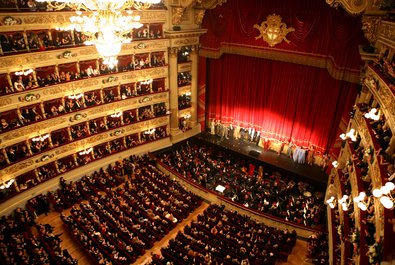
[37,202,210,265]
[37,201,311,265]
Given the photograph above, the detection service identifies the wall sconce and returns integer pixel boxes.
[254,14,295,47]
[79,147,93,155]
[15,68,33,76]
[68,93,84,100]
[0,179,14,190]
[326,196,337,209]
[353,191,371,211]
[373,182,395,209]
[338,194,351,211]
[340,128,357,142]
[332,161,339,168]
[32,133,50,142]
[140,79,153,85]
[110,111,122,118]
[144,128,156,135]
[364,108,381,121]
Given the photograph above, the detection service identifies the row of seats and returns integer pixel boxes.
[0,126,168,203]
[150,204,297,265]
[1,104,167,169]
[0,206,77,265]
[61,156,202,264]
[156,140,326,228]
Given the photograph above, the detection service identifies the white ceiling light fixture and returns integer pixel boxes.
[36,0,161,65]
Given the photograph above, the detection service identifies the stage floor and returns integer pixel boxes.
[195,132,329,190]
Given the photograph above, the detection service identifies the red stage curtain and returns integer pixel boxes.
[200,0,366,73]
[206,54,358,152]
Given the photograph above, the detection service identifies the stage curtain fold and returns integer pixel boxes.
[200,0,366,74]
[206,54,357,152]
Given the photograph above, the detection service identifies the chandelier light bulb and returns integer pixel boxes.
[380,185,391,195]
[385,181,395,191]
[380,196,394,209]
[357,202,367,211]
[373,188,383,198]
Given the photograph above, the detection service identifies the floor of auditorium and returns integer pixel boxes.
[38,201,311,265]
[194,132,329,189]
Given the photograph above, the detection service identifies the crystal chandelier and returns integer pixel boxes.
[37,0,161,65]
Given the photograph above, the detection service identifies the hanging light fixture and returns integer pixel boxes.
[36,0,161,65]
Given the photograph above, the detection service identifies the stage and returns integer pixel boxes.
[194,132,329,190]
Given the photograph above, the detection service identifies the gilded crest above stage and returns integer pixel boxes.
[254,14,295,47]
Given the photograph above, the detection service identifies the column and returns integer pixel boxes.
[168,47,180,134]
[386,135,395,154]
[190,45,199,127]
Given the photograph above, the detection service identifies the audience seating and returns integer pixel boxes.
[156,140,326,228]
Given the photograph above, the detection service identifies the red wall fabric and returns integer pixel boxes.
[198,57,207,130]
[200,0,366,73]
[206,54,358,152]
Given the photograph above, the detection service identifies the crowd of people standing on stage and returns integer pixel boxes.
[157,140,326,229]
[209,119,331,170]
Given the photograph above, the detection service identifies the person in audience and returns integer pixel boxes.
[157,140,325,228]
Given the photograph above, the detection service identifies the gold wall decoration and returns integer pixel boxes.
[254,14,295,47]
[362,15,381,44]
[69,113,88,122]
[2,16,22,26]
[57,50,77,59]
[326,0,373,15]
[18,93,40,103]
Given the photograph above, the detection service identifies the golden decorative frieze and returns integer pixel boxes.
[0,11,166,32]
[377,20,395,49]
[0,116,169,183]
[178,85,191,95]
[362,15,381,44]
[0,67,168,112]
[194,0,227,9]
[0,40,167,74]
[18,93,40,103]
[172,7,186,26]
[138,10,167,22]
[69,113,88,122]
[165,29,207,40]
[0,97,12,108]
[326,0,373,15]
[174,37,200,46]
[200,44,361,83]
[365,66,395,134]
[0,92,169,147]
[178,62,192,72]
[194,9,206,25]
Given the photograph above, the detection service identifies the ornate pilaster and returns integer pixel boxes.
[326,0,382,15]
[362,15,382,45]
[190,45,199,127]
[168,47,181,135]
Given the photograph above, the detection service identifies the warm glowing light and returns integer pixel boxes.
[0,179,14,190]
[79,147,93,155]
[364,108,380,121]
[380,196,394,209]
[332,161,338,168]
[32,134,50,142]
[373,188,382,198]
[15,69,33,76]
[36,0,161,65]
[111,111,123,118]
[68,93,84,99]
